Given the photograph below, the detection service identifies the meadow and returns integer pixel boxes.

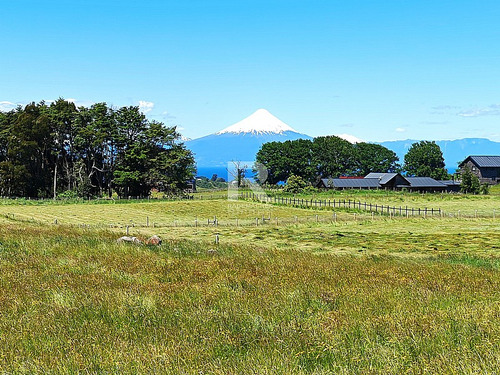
[0,190,499,373]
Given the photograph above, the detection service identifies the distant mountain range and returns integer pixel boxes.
[379,138,500,171]
[185,109,500,177]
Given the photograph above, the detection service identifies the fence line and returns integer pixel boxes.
[240,192,442,217]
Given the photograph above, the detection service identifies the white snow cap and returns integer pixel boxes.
[335,133,364,144]
[217,109,298,135]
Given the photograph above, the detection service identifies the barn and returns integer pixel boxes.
[317,173,450,192]
[459,156,500,185]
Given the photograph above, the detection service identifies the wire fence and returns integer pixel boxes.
[1,191,498,230]
[240,192,446,217]
[240,192,500,219]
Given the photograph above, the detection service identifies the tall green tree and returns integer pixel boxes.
[48,98,78,197]
[256,139,314,184]
[113,106,194,197]
[144,121,195,193]
[312,136,357,178]
[2,102,53,197]
[77,102,117,197]
[403,141,449,180]
[354,142,400,176]
[113,106,151,196]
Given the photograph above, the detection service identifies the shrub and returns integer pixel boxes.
[460,167,480,194]
[283,174,308,194]
[480,183,490,195]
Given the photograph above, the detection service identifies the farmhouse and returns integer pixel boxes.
[317,173,450,192]
[458,156,500,185]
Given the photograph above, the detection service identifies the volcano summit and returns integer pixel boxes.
[185,109,312,169]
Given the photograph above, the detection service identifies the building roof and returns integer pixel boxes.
[364,172,387,179]
[320,178,381,188]
[320,174,451,189]
[403,177,446,188]
[460,156,500,168]
[364,172,409,186]
[439,180,461,186]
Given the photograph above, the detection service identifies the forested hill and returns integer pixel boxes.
[0,99,195,198]
[380,138,500,171]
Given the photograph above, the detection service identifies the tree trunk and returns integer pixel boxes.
[53,163,58,199]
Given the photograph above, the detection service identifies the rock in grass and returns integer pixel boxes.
[117,236,142,244]
[146,235,162,246]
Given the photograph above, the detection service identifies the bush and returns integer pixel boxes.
[283,175,308,194]
[460,167,480,194]
[57,190,79,200]
[303,185,318,194]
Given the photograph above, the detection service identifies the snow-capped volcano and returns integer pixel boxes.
[217,109,297,135]
[186,109,311,169]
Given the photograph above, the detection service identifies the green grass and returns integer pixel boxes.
[1,198,498,259]
[265,187,500,217]
[0,195,499,373]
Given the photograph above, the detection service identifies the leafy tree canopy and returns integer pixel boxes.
[403,141,449,180]
[255,139,314,184]
[354,142,400,176]
[0,99,194,198]
[312,136,357,178]
[256,137,400,185]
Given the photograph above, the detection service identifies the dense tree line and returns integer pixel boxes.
[256,137,449,185]
[0,99,195,198]
[256,136,400,184]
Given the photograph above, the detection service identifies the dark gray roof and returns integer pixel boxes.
[321,178,380,188]
[364,172,386,179]
[404,177,446,188]
[365,172,398,183]
[364,172,408,185]
[379,173,399,185]
[462,156,500,168]
[439,180,461,186]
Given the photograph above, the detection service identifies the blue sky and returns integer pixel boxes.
[1,0,500,141]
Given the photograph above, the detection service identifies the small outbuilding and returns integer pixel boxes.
[458,156,500,185]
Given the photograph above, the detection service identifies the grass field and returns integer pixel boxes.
[0,191,499,373]
[265,183,500,217]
